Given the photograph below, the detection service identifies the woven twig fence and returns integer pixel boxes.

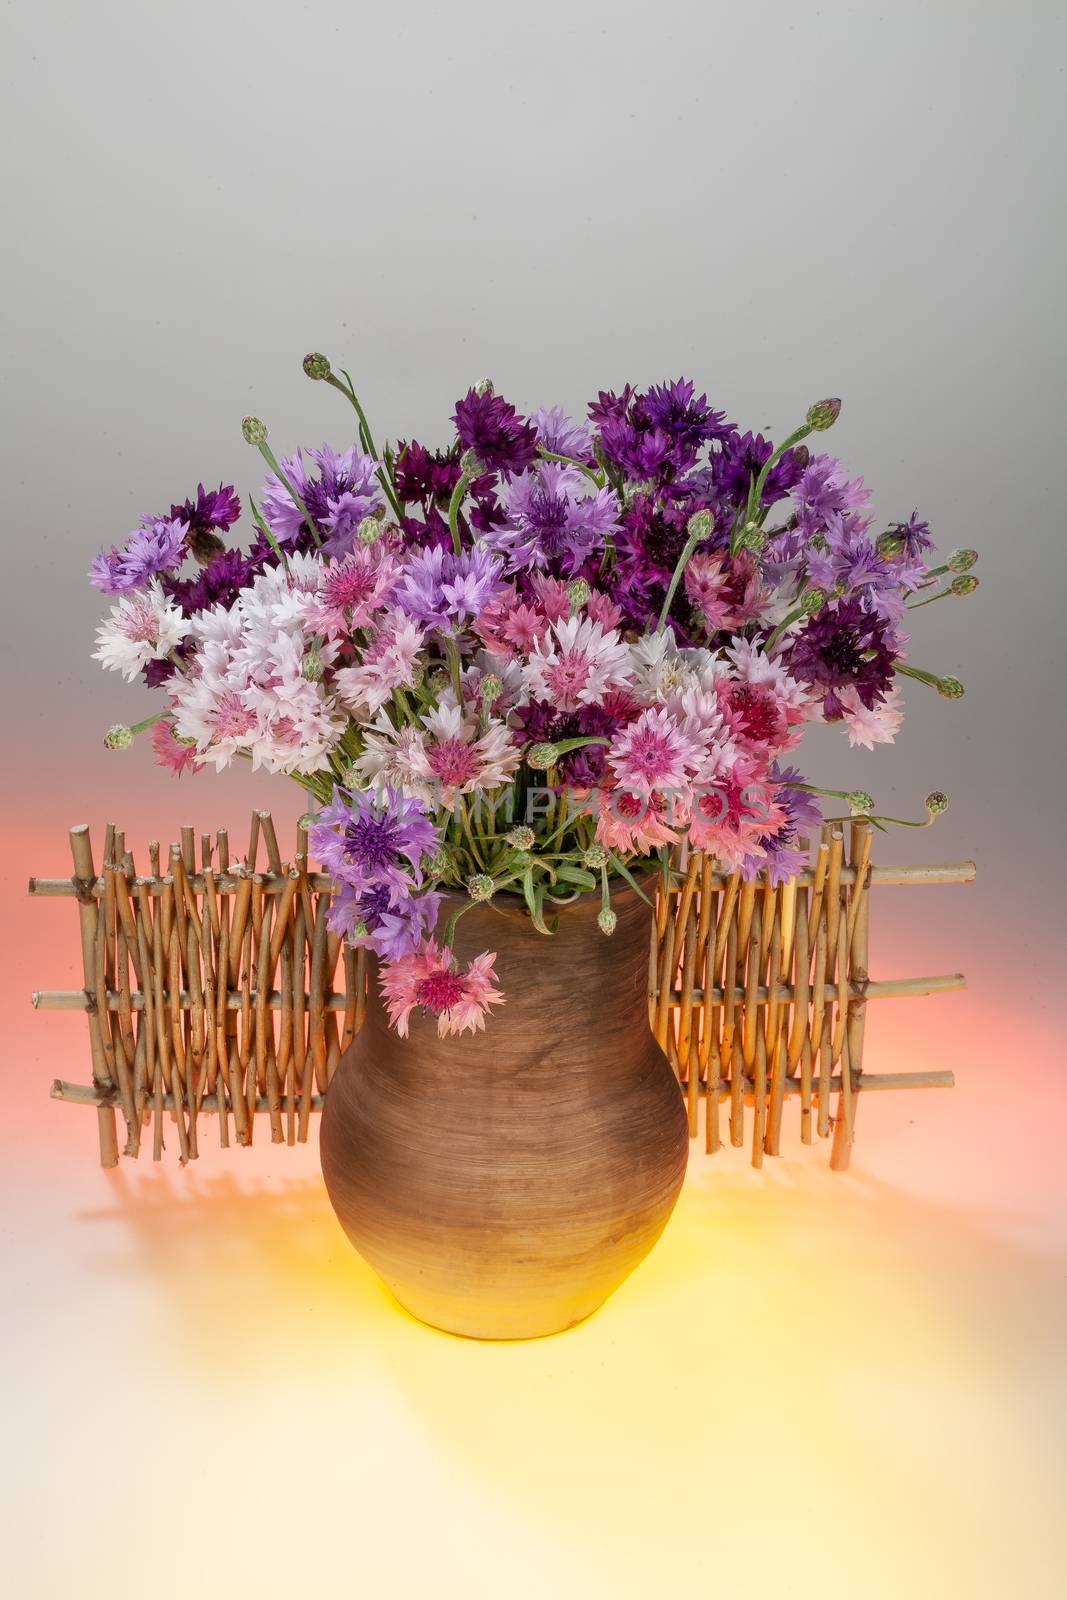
[30,814,974,1172]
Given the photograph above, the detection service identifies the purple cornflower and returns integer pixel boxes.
[884,511,933,558]
[394,440,462,506]
[170,482,241,535]
[89,516,188,594]
[452,388,538,476]
[327,878,443,961]
[486,461,622,574]
[787,596,898,718]
[261,443,383,556]
[393,544,506,629]
[529,405,594,464]
[164,546,260,618]
[591,378,731,480]
[310,785,441,894]
[704,430,806,510]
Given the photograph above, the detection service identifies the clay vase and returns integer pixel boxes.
[320,881,689,1339]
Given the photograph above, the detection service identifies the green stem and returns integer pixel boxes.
[905,586,953,610]
[897,663,943,690]
[324,369,403,520]
[255,442,321,548]
[656,526,706,631]
[447,470,473,556]
[441,633,464,701]
[535,446,605,487]
[130,711,168,736]
[744,422,811,528]
[248,494,290,570]
[764,604,805,653]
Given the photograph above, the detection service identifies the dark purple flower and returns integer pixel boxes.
[591,379,731,480]
[164,546,260,618]
[643,378,731,452]
[452,388,538,476]
[170,482,241,535]
[513,699,633,787]
[704,430,807,511]
[394,440,462,506]
[787,596,898,717]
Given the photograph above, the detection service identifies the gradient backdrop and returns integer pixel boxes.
[2,2,1065,1595]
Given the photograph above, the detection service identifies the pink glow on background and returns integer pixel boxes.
[5,777,1065,1596]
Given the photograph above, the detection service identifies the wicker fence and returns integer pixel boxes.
[30,814,974,1172]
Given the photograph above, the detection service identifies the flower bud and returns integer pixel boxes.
[737,522,766,553]
[480,673,504,705]
[800,586,827,614]
[297,811,318,830]
[566,578,590,613]
[505,826,535,850]
[188,528,225,566]
[925,791,949,814]
[241,416,268,446]
[474,378,495,396]
[947,548,978,572]
[467,874,495,902]
[791,444,811,471]
[358,514,383,546]
[104,724,133,750]
[847,790,874,813]
[597,907,617,936]
[460,447,485,478]
[302,352,331,381]
[806,398,842,432]
[527,742,558,771]
[427,847,456,878]
[351,919,370,941]
[301,642,325,682]
[951,575,979,596]
[937,676,965,699]
[582,843,608,869]
[877,531,905,559]
[686,509,714,542]
[339,763,361,789]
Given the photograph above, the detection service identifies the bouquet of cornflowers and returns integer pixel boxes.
[90,355,977,1037]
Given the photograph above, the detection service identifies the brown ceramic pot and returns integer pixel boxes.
[320,881,689,1339]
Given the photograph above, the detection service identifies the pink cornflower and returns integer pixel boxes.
[151,717,203,777]
[333,609,425,715]
[311,547,398,637]
[838,683,904,748]
[594,788,679,855]
[585,588,623,631]
[380,938,504,1037]
[607,708,709,797]
[528,572,570,623]
[686,751,787,862]
[524,615,630,712]
[412,699,521,801]
[684,551,768,633]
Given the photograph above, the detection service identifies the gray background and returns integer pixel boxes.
[2,0,1065,1005]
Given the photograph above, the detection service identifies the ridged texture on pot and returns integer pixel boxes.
[320,882,689,1339]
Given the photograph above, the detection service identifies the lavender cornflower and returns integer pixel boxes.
[529,405,594,463]
[89,516,188,594]
[882,511,933,558]
[260,443,383,555]
[310,785,441,894]
[486,461,622,574]
[393,544,507,629]
[327,878,444,961]
[452,388,538,476]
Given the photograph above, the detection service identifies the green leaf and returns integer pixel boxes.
[606,854,653,906]
[522,869,556,935]
[555,865,597,890]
